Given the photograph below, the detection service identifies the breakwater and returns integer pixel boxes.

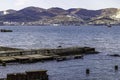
[0,46,98,64]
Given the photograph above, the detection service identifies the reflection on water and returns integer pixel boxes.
[0,26,120,80]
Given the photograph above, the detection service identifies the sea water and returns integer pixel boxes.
[0,26,120,80]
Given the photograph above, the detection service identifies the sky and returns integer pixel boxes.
[1,0,120,10]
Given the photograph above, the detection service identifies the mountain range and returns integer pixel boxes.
[0,6,120,26]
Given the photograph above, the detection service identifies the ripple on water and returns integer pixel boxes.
[0,26,120,80]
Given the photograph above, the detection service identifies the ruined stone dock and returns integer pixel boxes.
[0,46,98,64]
[0,70,48,80]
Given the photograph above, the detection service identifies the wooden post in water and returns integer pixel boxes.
[114,65,118,71]
[86,68,90,75]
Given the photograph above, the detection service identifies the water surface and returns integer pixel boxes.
[0,26,120,80]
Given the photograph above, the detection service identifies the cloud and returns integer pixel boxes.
[15,0,29,6]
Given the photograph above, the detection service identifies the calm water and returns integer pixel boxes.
[0,26,120,80]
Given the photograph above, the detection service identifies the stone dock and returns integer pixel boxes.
[0,46,98,64]
[0,46,98,80]
[0,70,48,80]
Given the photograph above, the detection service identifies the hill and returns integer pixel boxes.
[0,7,120,26]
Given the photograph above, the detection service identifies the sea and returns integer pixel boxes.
[0,26,120,80]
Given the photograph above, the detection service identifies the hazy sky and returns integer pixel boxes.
[1,0,120,10]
